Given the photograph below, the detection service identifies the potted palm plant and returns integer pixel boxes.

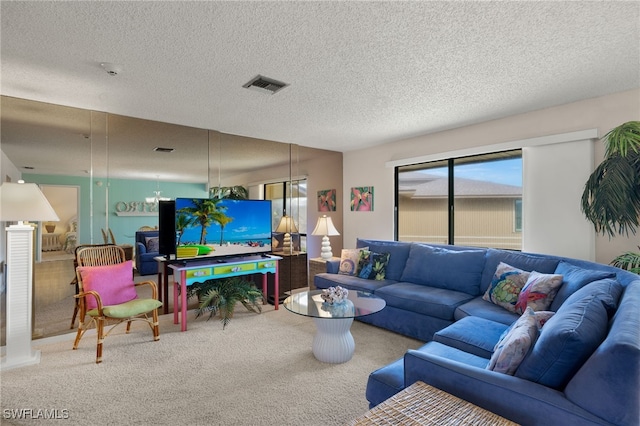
[187,276,263,329]
[581,120,640,273]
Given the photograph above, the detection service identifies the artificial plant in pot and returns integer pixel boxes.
[187,276,263,329]
[581,120,640,273]
[210,185,249,200]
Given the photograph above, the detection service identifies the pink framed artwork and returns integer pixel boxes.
[351,186,373,211]
[317,189,336,212]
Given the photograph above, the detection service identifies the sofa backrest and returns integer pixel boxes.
[563,280,640,425]
[353,238,636,303]
[400,243,487,295]
[356,239,412,281]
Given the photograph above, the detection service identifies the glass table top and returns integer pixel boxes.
[283,290,386,319]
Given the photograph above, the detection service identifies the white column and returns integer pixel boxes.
[1,224,41,370]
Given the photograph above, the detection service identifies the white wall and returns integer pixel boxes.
[342,89,640,264]
[523,139,595,259]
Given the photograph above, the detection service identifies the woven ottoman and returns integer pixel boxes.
[348,381,518,425]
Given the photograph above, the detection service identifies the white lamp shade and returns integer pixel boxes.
[311,215,340,236]
[275,215,298,233]
[0,182,59,222]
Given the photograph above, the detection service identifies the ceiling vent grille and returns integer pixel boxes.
[153,147,175,153]
[243,75,288,94]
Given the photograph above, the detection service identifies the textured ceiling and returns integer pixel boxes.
[1,1,639,181]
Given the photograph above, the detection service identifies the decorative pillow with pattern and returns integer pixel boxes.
[515,271,563,314]
[483,262,531,313]
[487,307,540,375]
[77,260,137,310]
[338,247,368,276]
[145,237,159,253]
[357,250,391,280]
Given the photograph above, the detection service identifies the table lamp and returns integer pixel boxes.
[1,181,59,370]
[276,215,298,254]
[312,215,340,260]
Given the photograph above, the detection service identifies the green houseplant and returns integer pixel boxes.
[581,120,640,273]
[210,185,249,200]
[187,276,263,329]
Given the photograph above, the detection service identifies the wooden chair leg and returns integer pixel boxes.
[72,312,86,350]
[153,309,160,341]
[72,326,83,350]
[70,300,79,329]
[96,318,104,364]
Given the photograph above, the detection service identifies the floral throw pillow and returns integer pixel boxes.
[483,262,531,313]
[338,247,368,276]
[357,250,391,280]
[487,307,539,375]
[515,271,563,314]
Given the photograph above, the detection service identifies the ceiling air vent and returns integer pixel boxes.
[153,147,175,153]
[243,75,288,94]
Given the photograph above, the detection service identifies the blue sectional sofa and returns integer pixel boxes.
[314,239,640,426]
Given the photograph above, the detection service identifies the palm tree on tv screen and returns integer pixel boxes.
[179,199,220,244]
[175,212,194,246]
[212,211,233,246]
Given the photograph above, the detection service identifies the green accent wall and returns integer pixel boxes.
[23,174,207,247]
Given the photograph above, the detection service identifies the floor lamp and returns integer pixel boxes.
[312,215,340,260]
[1,181,59,370]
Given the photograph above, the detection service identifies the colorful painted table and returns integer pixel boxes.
[169,255,281,331]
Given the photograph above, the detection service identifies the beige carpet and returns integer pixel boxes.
[1,305,422,425]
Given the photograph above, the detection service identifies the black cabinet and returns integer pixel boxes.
[258,252,307,304]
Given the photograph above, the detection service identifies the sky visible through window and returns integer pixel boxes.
[420,158,522,187]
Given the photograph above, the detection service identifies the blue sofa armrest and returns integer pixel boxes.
[404,347,609,426]
[326,259,340,274]
[135,242,147,270]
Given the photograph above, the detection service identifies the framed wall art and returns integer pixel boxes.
[351,186,373,211]
[317,189,336,212]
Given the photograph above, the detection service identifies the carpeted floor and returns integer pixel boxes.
[1,304,422,425]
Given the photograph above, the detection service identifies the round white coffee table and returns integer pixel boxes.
[283,290,386,363]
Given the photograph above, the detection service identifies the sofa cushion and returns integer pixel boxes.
[356,239,412,281]
[514,279,621,389]
[482,262,531,313]
[514,271,563,314]
[455,297,520,326]
[434,316,508,359]
[410,341,490,370]
[564,281,640,426]
[480,249,560,294]
[550,261,616,311]
[313,273,394,293]
[357,250,391,280]
[338,247,367,276]
[365,357,406,407]
[400,244,486,295]
[376,282,474,320]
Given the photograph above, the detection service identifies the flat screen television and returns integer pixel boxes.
[162,198,273,261]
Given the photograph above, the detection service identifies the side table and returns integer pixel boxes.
[308,257,340,289]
